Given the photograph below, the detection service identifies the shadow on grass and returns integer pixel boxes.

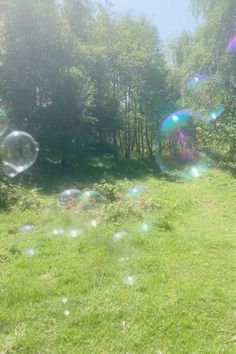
[17,157,165,194]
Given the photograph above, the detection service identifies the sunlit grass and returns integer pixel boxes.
[0,168,236,353]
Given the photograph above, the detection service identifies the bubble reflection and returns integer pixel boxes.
[226,35,236,53]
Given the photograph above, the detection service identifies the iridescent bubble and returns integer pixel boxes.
[58,189,81,203]
[80,190,101,201]
[205,105,224,122]
[157,110,209,179]
[79,190,101,210]
[1,131,39,177]
[18,224,37,233]
[0,107,8,136]
[226,35,236,53]
[127,185,146,197]
[187,74,208,90]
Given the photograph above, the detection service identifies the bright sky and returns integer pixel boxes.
[100,0,200,40]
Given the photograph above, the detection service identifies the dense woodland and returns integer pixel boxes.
[0,0,235,166]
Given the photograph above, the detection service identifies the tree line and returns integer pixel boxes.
[0,0,235,166]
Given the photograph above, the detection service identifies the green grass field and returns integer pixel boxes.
[0,166,236,354]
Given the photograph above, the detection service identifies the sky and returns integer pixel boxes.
[99,0,201,40]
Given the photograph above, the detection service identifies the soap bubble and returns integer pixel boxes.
[0,107,8,136]
[80,190,101,201]
[52,227,64,236]
[157,110,209,179]
[79,190,101,210]
[113,231,129,242]
[187,74,208,90]
[61,297,68,304]
[58,189,81,203]
[25,248,38,257]
[113,231,137,259]
[123,274,136,286]
[89,219,99,228]
[18,224,37,233]
[64,310,70,317]
[226,35,236,53]
[127,185,146,197]
[1,131,39,177]
[138,222,153,233]
[203,105,224,122]
[65,228,82,238]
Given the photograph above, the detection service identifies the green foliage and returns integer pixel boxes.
[0,179,45,211]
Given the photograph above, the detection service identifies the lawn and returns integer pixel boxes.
[0,165,236,354]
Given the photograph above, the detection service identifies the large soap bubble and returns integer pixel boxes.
[0,107,8,137]
[1,131,39,177]
[157,110,209,179]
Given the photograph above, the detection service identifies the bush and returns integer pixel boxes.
[0,177,45,211]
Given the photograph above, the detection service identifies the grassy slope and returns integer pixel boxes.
[0,168,236,354]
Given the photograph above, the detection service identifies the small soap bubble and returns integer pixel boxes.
[187,74,208,90]
[25,248,38,257]
[138,222,153,233]
[52,227,64,236]
[89,219,99,228]
[127,185,146,197]
[204,105,224,123]
[113,231,129,242]
[0,107,8,136]
[64,310,70,317]
[58,189,81,203]
[79,190,101,210]
[80,190,101,200]
[18,224,37,233]
[65,229,82,238]
[123,274,136,286]
[1,131,39,176]
[61,297,68,304]
[157,110,209,179]
[226,35,236,53]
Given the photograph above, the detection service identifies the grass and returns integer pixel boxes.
[0,165,236,354]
